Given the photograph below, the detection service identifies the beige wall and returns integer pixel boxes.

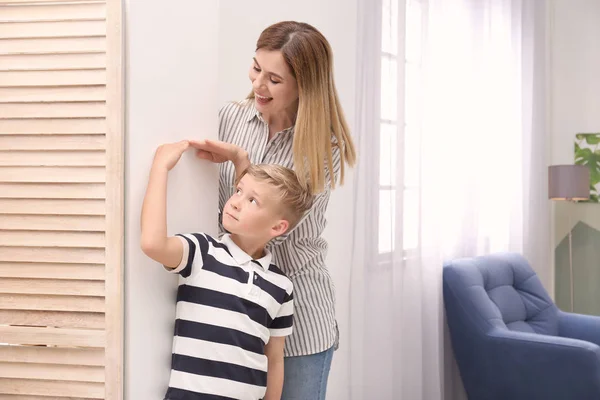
[124,0,219,398]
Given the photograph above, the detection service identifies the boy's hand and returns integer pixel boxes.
[153,140,190,171]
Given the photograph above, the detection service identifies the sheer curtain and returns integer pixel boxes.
[350,0,550,399]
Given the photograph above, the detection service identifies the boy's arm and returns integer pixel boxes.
[263,336,285,400]
[264,284,293,399]
[140,140,189,269]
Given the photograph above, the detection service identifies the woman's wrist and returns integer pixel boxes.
[233,149,250,172]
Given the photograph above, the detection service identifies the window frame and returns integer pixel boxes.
[376,0,425,265]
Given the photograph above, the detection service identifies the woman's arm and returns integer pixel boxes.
[189,139,250,180]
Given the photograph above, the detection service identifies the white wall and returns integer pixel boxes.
[550,0,600,165]
[550,0,600,297]
[218,3,357,399]
[124,1,220,398]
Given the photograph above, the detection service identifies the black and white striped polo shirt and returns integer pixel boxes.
[164,233,294,400]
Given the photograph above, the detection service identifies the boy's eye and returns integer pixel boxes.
[250,198,257,205]
[270,79,280,84]
[253,66,261,72]
[235,188,242,195]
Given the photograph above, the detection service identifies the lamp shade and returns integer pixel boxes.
[548,165,590,201]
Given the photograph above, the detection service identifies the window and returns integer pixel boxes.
[378,0,424,258]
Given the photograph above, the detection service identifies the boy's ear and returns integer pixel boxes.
[271,219,289,237]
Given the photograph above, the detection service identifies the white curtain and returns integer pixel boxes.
[350,0,550,399]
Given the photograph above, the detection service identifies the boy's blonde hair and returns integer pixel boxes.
[236,164,313,231]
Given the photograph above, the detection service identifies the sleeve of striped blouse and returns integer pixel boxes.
[165,233,209,278]
[269,287,294,337]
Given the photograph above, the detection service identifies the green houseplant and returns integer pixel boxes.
[575,133,600,203]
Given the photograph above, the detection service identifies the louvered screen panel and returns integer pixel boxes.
[0,0,123,399]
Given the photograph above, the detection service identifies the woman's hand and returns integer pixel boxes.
[189,139,250,178]
[189,139,247,164]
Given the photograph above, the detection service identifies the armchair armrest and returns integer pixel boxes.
[558,310,600,347]
[484,328,600,399]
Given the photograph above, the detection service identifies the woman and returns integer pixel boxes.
[191,21,356,400]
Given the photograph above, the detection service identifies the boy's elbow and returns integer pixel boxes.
[265,337,286,362]
[140,236,163,259]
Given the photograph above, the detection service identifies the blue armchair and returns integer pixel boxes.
[443,253,600,400]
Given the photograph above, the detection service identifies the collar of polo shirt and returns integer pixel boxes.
[221,234,272,271]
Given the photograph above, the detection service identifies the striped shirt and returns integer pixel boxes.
[164,232,294,400]
[218,99,341,357]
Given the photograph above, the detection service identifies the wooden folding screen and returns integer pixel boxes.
[0,0,123,398]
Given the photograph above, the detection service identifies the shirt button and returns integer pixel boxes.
[254,276,258,280]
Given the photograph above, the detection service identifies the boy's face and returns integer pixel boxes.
[223,174,289,240]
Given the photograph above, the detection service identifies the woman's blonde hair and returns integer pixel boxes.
[247,21,356,195]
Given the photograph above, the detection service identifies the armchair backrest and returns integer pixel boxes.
[443,252,558,337]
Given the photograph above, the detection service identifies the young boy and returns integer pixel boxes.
[140,140,313,400]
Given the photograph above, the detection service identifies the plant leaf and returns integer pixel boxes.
[575,147,593,164]
[584,134,600,145]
